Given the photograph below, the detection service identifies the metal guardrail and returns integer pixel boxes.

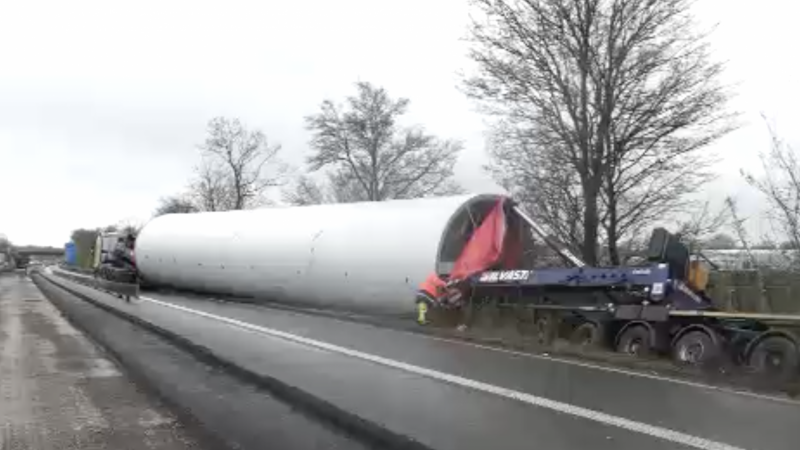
[50,267,140,299]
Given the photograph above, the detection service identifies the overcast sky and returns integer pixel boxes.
[0,0,798,247]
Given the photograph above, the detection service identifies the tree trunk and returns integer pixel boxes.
[606,223,620,265]
[582,188,600,266]
[605,192,620,265]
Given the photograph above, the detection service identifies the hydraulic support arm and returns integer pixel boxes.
[511,206,586,268]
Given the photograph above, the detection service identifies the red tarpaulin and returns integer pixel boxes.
[449,198,520,282]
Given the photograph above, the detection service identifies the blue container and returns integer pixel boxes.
[64,242,77,266]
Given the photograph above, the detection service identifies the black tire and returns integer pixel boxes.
[746,335,800,383]
[672,330,720,367]
[615,325,653,357]
[569,322,602,348]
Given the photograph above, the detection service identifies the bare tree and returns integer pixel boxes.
[304,82,464,202]
[702,233,737,250]
[111,218,144,237]
[725,196,771,310]
[282,170,371,206]
[189,161,234,212]
[464,0,735,264]
[283,175,329,206]
[604,159,716,264]
[487,122,585,253]
[154,195,198,217]
[674,201,730,253]
[742,117,800,254]
[196,117,285,210]
[725,197,758,261]
[326,169,372,203]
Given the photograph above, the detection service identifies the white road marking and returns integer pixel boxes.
[48,270,792,405]
[196,297,800,406]
[406,330,800,406]
[49,272,799,406]
[140,295,746,450]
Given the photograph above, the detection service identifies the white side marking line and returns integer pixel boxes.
[140,295,746,450]
[411,332,800,406]
[206,299,799,406]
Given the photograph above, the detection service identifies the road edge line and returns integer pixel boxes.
[41,272,433,450]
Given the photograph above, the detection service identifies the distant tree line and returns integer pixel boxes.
[153,82,464,217]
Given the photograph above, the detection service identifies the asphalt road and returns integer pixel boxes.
[45,271,800,450]
[33,272,375,450]
[0,273,206,450]
[151,290,800,449]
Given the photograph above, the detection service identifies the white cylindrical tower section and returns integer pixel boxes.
[135,193,506,315]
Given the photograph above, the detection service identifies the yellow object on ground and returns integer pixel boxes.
[417,301,428,325]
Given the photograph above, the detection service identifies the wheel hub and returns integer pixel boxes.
[767,351,784,370]
[679,343,705,363]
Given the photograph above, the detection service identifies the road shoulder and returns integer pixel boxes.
[0,274,203,450]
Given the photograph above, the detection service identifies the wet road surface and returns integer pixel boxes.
[45,271,800,450]
[0,273,205,450]
[151,290,800,450]
[33,271,375,450]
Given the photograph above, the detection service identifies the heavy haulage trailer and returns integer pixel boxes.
[449,204,800,383]
[55,193,800,383]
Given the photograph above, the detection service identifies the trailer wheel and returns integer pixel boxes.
[569,322,602,349]
[672,330,720,367]
[746,335,800,382]
[615,325,653,357]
